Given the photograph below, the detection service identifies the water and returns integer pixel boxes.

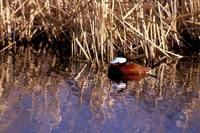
[0,48,199,133]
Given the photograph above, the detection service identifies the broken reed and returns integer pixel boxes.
[0,0,199,64]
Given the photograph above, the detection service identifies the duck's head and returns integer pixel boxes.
[108,57,127,81]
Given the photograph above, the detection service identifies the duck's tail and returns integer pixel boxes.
[147,57,167,79]
[150,57,167,69]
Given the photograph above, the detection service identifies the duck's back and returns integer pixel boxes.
[119,63,150,75]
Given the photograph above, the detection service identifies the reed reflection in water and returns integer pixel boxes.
[0,49,199,133]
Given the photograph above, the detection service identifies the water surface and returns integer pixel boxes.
[0,49,199,133]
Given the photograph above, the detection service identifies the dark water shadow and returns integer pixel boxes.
[0,48,199,133]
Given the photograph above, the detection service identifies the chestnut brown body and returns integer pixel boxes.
[108,63,150,81]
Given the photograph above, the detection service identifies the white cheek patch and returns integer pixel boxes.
[111,57,127,64]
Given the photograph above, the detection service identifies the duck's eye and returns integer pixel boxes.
[111,57,127,64]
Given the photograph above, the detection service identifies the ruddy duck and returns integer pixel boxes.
[108,57,150,81]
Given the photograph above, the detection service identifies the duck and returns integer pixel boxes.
[108,56,151,81]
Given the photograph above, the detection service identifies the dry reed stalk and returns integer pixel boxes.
[0,0,199,65]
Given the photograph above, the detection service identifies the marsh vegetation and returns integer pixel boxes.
[0,0,199,64]
[0,0,199,132]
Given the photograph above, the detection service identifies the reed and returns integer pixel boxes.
[0,0,199,64]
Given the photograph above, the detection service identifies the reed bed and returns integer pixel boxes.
[0,0,199,64]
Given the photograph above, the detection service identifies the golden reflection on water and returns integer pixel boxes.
[0,49,199,133]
